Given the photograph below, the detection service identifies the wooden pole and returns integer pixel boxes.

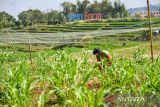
[27,23,33,66]
[29,43,33,65]
[147,0,153,62]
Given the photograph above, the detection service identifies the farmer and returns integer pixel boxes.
[93,48,112,70]
[153,30,159,37]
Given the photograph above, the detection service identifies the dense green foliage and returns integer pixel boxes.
[16,0,129,27]
[62,0,128,18]
[18,10,67,26]
[0,0,130,29]
[18,9,44,26]
[0,49,160,106]
[0,12,16,29]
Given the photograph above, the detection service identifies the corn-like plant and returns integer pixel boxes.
[0,49,160,107]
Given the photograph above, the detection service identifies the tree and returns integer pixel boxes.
[89,0,101,13]
[101,0,113,18]
[47,11,67,25]
[58,12,67,23]
[30,9,43,24]
[82,0,90,13]
[112,0,128,18]
[71,4,77,13]
[77,0,83,13]
[18,11,28,26]
[119,4,128,18]
[61,2,76,16]
[0,12,15,29]
[47,11,59,24]
[112,0,120,18]
[18,9,43,26]
[61,0,129,19]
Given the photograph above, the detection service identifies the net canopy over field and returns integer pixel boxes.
[0,27,160,45]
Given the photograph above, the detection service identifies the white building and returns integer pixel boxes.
[139,10,160,18]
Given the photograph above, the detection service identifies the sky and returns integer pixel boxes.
[0,0,160,19]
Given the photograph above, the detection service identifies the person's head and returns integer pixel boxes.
[93,48,101,55]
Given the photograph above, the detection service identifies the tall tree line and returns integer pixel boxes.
[18,9,67,26]
[0,10,67,28]
[62,0,129,18]
[0,0,129,28]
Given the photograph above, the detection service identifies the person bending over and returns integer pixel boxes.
[93,48,112,70]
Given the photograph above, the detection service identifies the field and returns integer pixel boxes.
[0,45,160,107]
[0,19,160,106]
[7,18,160,33]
